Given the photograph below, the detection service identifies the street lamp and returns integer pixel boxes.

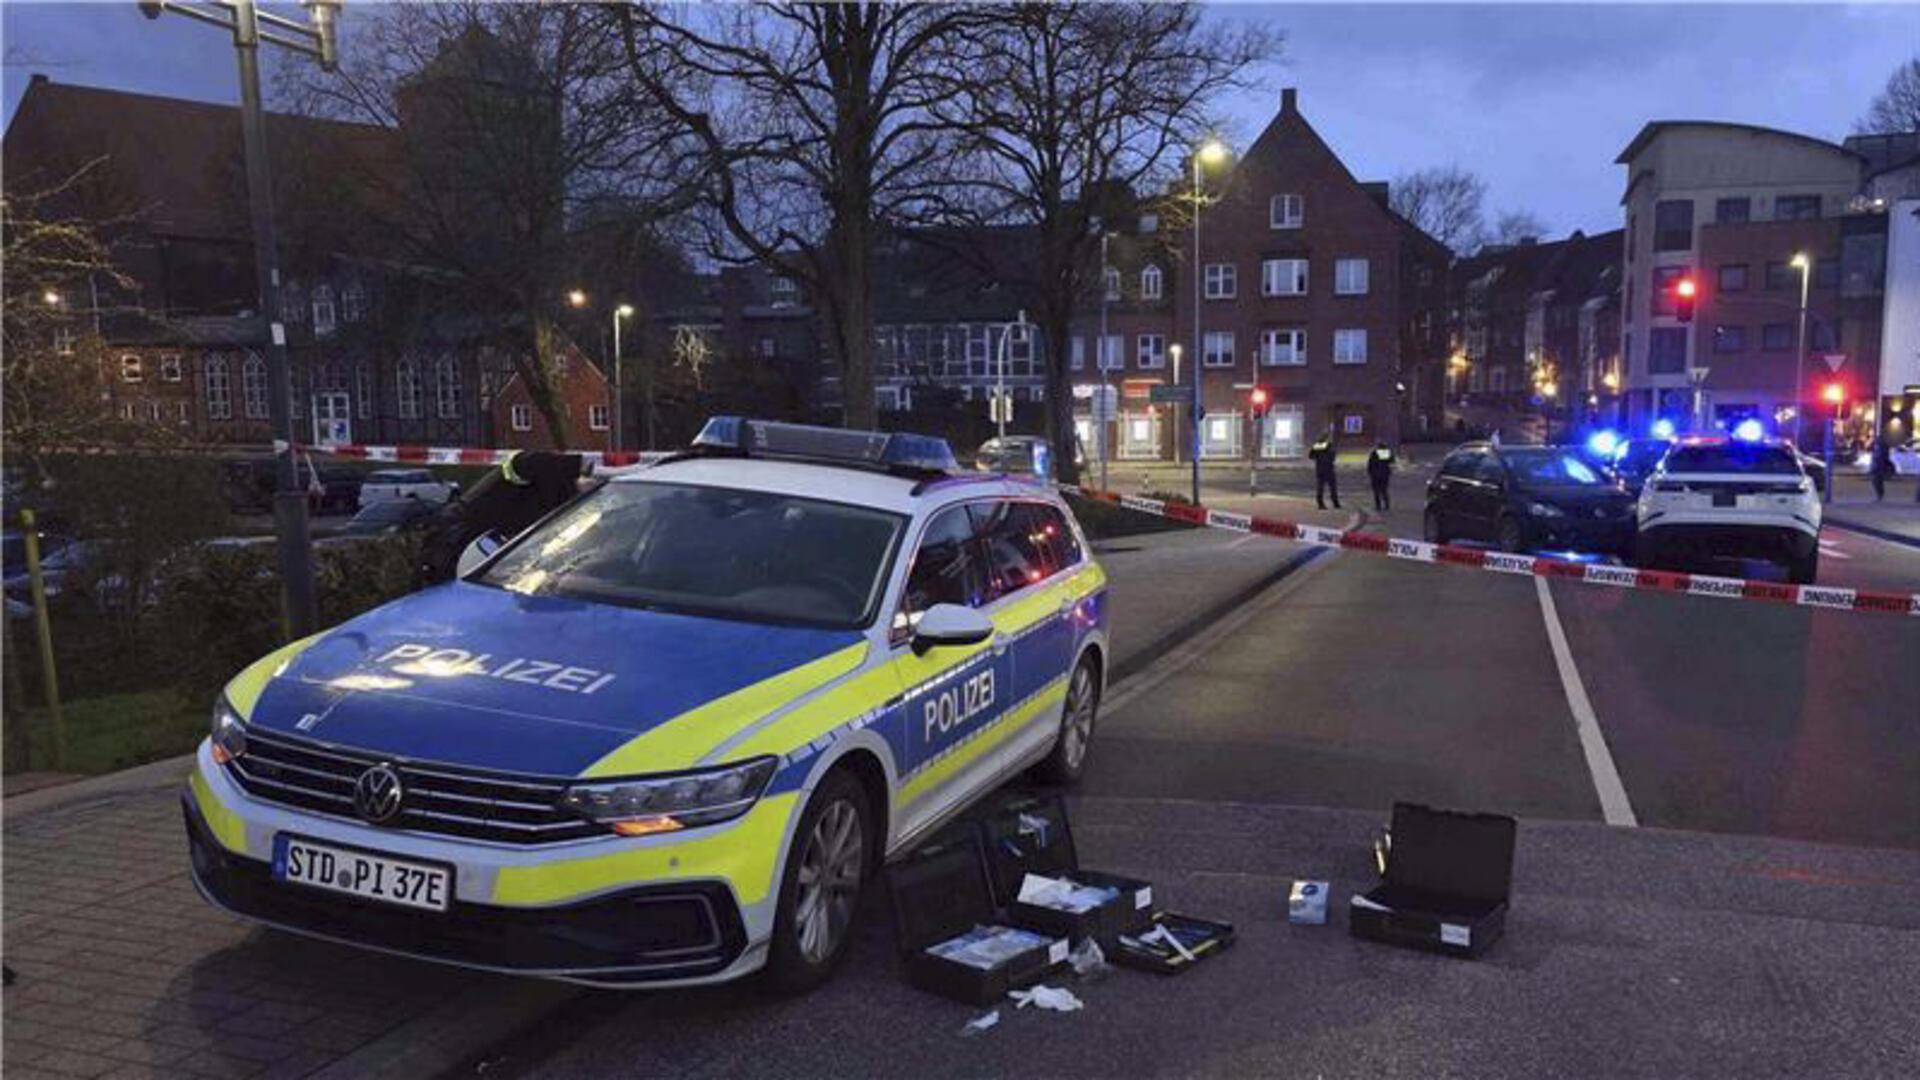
[568,288,589,309]
[1189,137,1229,505]
[1790,252,1811,448]
[139,0,344,641]
[41,289,62,306]
[612,303,635,452]
[1169,342,1183,466]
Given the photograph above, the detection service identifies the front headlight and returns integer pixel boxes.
[1527,501,1565,519]
[210,697,247,765]
[560,757,778,836]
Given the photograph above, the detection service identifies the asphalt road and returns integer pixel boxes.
[465,519,1920,1080]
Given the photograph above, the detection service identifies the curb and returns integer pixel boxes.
[315,980,583,1080]
[1827,517,1920,552]
[1108,539,1332,686]
[2,752,195,818]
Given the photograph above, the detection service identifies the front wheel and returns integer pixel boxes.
[763,769,870,995]
[1036,655,1100,785]
[1496,515,1527,554]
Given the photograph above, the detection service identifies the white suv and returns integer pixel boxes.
[1635,437,1822,583]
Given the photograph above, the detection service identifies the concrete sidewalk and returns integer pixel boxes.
[1824,476,1920,546]
[486,797,1920,1080]
[0,530,1308,1080]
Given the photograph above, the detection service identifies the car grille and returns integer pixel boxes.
[225,728,602,846]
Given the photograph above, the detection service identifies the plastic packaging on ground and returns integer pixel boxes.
[1009,984,1085,1012]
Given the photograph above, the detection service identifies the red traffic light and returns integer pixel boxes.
[1250,386,1270,417]
[1821,382,1845,406]
[1250,387,1270,407]
[1673,275,1698,323]
[1674,277,1697,299]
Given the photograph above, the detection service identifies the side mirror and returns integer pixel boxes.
[911,603,994,655]
[455,531,505,578]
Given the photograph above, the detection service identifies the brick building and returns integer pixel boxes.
[1066,88,1451,462]
[5,74,615,454]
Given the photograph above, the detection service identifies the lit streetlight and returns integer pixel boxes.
[1169,342,1183,465]
[1790,252,1811,447]
[568,288,589,309]
[612,303,635,452]
[41,289,62,306]
[1188,137,1230,504]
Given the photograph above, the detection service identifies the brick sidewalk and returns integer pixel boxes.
[2,777,514,1080]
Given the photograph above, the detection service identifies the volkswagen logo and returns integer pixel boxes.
[353,764,405,825]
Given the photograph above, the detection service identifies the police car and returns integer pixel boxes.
[184,418,1110,991]
[1634,434,1822,583]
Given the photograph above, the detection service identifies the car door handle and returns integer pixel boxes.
[992,631,1009,656]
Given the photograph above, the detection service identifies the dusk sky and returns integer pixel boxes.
[5,2,1915,238]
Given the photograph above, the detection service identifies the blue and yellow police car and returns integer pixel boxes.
[184,418,1111,990]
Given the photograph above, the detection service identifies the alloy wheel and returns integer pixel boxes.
[793,798,864,964]
[1062,663,1096,771]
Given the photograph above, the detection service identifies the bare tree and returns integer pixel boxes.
[615,2,989,430]
[278,2,697,446]
[1488,208,1547,246]
[934,3,1273,481]
[1856,56,1920,135]
[1390,165,1486,254]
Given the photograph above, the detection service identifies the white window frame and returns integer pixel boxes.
[53,328,74,356]
[205,354,232,420]
[1097,334,1123,372]
[1103,267,1121,302]
[1335,258,1370,296]
[1204,262,1236,300]
[1343,413,1366,436]
[1270,194,1303,229]
[242,353,268,419]
[1333,328,1368,365]
[510,403,534,431]
[159,353,183,382]
[589,403,609,431]
[757,337,777,359]
[435,355,462,419]
[312,285,337,336]
[355,364,373,420]
[176,400,191,424]
[965,324,990,364]
[1070,337,1086,371]
[119,401,136,420]
[1262,259,1309,297]
[120,353,143,383]
[145,400,164,422]
[769,276,798,307]
[1261,328,1307,367]
[1200,411,1243,458]
[1136,334,1166,369]
[1202,331,1235,368]
[342,281,367,322]
[1140,265,1163,301]
[397,360,422,420]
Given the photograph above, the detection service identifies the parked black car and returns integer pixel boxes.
[1424,443,1637,556]
[338,497,440,537]
[222,458,362,515]
[1606,437,1675,496]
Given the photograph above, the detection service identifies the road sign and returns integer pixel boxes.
[1090,385,1118,421]
[1818,352,1847,373]
[1148,384,1188,404]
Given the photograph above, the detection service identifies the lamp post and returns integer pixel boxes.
[612,304,634,452]
[1168,343,1183,466]
[1190,138,1228,505]
[1099,231,1111,494]
[1790,252,1811,449]
[139,0,342,641]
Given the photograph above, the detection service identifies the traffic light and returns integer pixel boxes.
[1821,381,1846,413]
[1673,275,1697,323]
[1250,385,1270,418]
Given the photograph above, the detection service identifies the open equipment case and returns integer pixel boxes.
[1348,802,1516,959]
[887,831,1068,1005]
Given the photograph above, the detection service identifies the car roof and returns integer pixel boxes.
[616,457,1048,515]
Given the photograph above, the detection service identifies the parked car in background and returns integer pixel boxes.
[1424,443,1637,556]
[974,436,1058,482]
[1606,437,1675,496]
[3,529,80,604]
[357,469,458,510]
[222,457,361,515]
[339,497,440,537]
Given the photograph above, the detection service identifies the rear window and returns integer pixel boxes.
[1617,441,1671,470]
[1664,444,1801,475]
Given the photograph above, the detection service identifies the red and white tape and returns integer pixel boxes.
[281,441,667,470]
[1077,489,1920,618]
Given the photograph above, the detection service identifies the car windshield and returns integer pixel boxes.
[477,481,906,628]
[1503,451,1605,486]
[1665,443,1801,475]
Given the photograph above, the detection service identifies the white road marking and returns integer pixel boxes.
[1533,576,1638,828]
[1818,538,1851,561]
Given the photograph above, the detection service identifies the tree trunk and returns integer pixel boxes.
[521,309,571,451]
[830,215,878,431]
[1042,312,1080,485]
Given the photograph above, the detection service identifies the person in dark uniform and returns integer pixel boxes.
[1309,427,1340,510]
[1869,437,1894,502]
[414,450,586,587]
[1366,440,1396,511]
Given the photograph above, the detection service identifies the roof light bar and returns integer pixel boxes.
[692,417,959,473]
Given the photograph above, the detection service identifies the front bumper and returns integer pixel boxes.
[1526,514,1636,555]
[183,744,791,987]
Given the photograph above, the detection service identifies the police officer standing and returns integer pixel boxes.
[1367,440,1396,511]
[1310,426,1340,510]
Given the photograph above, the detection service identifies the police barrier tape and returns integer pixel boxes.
[282,441,669,470]
[1069,488,1920,618]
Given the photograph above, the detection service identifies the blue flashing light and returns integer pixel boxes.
[691,416,958,473]
[1732,418,1765,442]
[1585,429,1621,459]
[1650,418,1677,440]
